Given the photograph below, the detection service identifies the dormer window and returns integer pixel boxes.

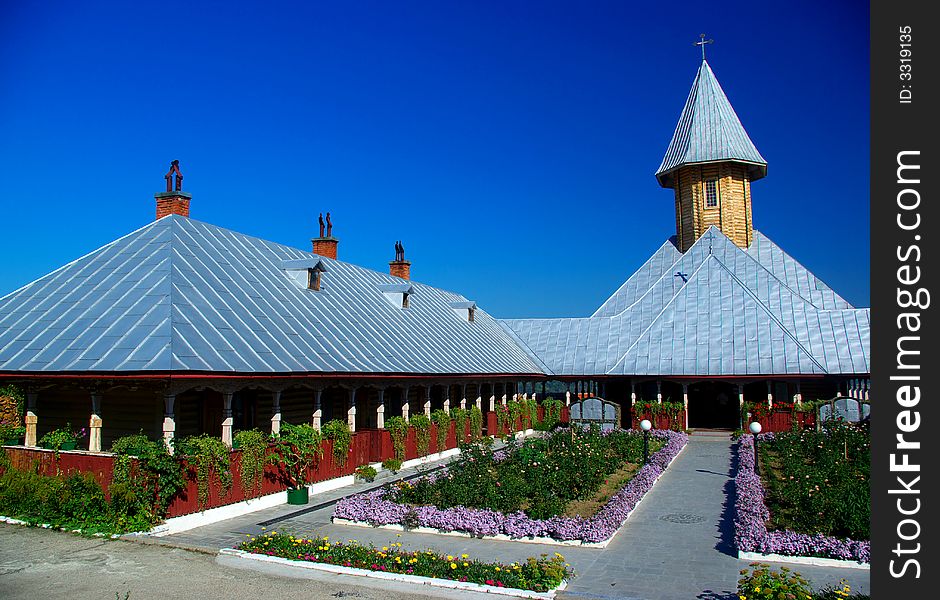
[307,268,322,291]
[282,257,328,291]
[449,301,477,322]
[705,179,719,208]
[378,283,413,309]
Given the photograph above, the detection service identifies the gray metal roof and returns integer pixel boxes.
[655,60,767,188]
[501,227,870,377]
[0,215,544,375]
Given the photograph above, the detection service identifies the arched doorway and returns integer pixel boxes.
[688,381,738,429]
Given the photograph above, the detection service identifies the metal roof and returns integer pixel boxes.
[0,215,544,375]
[655,60,767,188]
[501,227,870,377]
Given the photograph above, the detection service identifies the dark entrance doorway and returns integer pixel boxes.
[688,381,739,429]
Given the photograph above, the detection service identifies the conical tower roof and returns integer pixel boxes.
[655,60,767,188]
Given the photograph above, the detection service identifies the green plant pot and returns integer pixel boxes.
[60,441,78,451]
[2,438,20,446]
[286,487,309,505]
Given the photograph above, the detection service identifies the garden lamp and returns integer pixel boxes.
[640,419,652,464]
[749,421,762,475]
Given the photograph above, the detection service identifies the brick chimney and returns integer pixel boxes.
[389,239,411,280]
[312,211,338,259]
[155,160,191,219]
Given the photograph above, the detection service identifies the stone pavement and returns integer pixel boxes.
[151,434,870,600]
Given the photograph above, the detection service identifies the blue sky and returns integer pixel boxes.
[0,0,869,318]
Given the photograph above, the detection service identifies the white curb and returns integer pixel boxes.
[218,547,567,598]
[738,551,870,570]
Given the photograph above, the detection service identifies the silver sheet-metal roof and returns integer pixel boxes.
[0,215,544,375]
[501,227,870,377]
[655,60,767,188]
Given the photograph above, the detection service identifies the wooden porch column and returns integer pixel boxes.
[163,393,176,453]
[501,383,507,406]
[313,389,323,430]
[474,383,481,411]
[630,382,636,407]
[542,382,547,400]
[423,386,431,417]
[271,390,282,435]
[488,383,495,412]
[89,393,102,452]
[401,386,410,421]
[376,388,385,429]
[737,384,745,429]
[443,385,451,413]
[24,392,38,447]
[460,383,467,410]
[682,384,689,430]
[656,380,662,404]
[863,379,870,401]
[766,380,773,408]
[794,382,802,406]
[222,391,234,448]
[566,382,571,406]
[347,387,357,433]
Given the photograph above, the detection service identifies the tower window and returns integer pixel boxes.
[705,179,719,208]
[307,268,322,291]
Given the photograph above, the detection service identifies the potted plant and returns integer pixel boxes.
[354,464,377,482]
[269,422,323,505]
[39,423,86,451]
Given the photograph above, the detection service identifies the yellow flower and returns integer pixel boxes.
[447,555,453,561]
[495,567,500,572]
[450,563,457,570]
[461,553,468,559]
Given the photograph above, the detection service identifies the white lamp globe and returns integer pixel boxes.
[748,421,762,435]
[640,419,652,432]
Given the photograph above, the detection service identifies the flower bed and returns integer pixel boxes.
[734,435,870,564]
[238,532,573,593]
[333,429,687,545]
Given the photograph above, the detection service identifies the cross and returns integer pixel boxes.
[694,33,713,60]
[674,271,688,283]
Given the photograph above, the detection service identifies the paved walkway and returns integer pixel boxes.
[150,434,870,600]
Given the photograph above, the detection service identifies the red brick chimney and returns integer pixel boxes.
[312,211,338,259]
[389,239,410,280]
[155,160,191,219]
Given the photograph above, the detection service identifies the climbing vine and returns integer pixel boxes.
[430,409,451,452]
[449,407,468,443]
[508,400,523,431]
[469,406,483,441]
[176,434,233,510]
[385,416,409,461]
[322,419,352,468]
[269,422,323,488]
[110,433,186,522]
[409,414,432,456]
[540,397,563,429]
[495,403,511,438]
[233,429,269,498]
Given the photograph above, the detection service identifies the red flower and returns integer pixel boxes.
[486,580,495,585]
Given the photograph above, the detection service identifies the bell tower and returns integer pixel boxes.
[655,53,767,252]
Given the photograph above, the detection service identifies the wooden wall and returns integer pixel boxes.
[674,162,754,251]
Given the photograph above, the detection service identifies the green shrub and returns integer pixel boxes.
[354,464,377,482]
[469,406,483,440]
[381,458,403,473]
[738,563,812,600]
[110,433,185,519]
[322,419,352,468]
[449,407,468,443]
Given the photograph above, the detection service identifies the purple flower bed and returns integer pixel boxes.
[734,435,870,563]
[333,429,687,544]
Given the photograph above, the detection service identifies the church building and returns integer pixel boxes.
[0,57,870,449]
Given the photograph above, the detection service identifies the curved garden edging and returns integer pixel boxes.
[332,429,688,546]
[733,435,870,567]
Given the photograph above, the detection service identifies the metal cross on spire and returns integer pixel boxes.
[694,33,713,60]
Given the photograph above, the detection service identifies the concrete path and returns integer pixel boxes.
[153,434,871,600]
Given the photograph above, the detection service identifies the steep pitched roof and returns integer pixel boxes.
[655,60,767,188]
[500,228,870,377]
[0,215,544,375]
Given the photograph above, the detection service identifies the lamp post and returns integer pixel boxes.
[640,419,652,464]
[749,421,762,476]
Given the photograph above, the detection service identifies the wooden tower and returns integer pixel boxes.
[655,60,767,252]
